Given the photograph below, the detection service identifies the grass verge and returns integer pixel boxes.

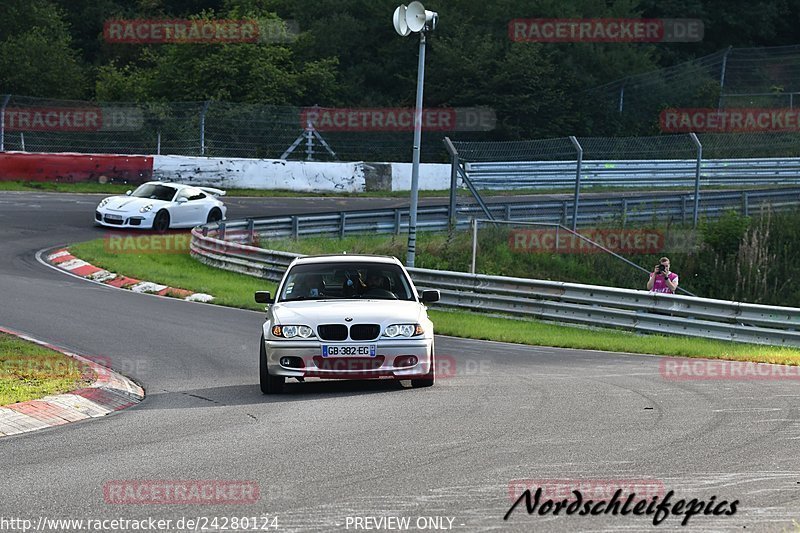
[0,332,91,405]
[70,237,273,310]
[65,237,800,366]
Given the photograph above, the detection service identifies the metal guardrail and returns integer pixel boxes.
[465,158,800,190]
[189,189,800,347]
[199,187,800,240]
[190,226,800,347]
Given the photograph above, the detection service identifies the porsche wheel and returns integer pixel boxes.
[260,335,284,394]
[207,207,222,223]
[153,210,170,233]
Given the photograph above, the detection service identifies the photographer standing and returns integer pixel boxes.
[647,256,679,294]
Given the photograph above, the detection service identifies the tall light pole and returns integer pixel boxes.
[393,2,438,267]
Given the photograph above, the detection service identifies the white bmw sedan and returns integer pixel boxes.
[255,255,440,394]
[95,181,226,231]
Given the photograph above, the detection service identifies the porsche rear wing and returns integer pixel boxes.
[199,186,226,197]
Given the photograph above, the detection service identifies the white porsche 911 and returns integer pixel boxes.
[94,181,227,231]
[254,254,440,394]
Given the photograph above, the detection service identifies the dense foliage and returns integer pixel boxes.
[3,0,800,139]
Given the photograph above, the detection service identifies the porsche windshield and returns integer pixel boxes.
[131,184,176,201]
[279,262,415,302]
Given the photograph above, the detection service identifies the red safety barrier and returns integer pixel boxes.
[0,152,153,183]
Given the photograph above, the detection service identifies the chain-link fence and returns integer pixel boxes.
[0,94,502,162]
[582,44,800,135]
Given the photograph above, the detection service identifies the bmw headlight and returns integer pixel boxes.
[272,325,314,339]
[383,323,424,338]
[98,197,111,208]
[139,204,153,213]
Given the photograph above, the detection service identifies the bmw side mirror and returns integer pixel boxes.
[125,190,132,196]
[255,291,273,304]
[421,290,440,303]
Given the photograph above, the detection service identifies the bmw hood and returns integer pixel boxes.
[272,300,425,326]
[101,196,169,212]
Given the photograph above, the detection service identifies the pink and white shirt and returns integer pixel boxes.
[649,272,678,293]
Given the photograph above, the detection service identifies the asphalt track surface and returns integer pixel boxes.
[0,191,799,532]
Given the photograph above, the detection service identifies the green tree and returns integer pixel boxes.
[0,0,86,98]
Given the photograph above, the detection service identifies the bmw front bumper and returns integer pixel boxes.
[263,337,434,379]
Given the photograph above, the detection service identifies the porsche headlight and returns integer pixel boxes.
[383,323,424,337]
[139,204,153,213]
[98,197,111,208]
[272,325,314,339]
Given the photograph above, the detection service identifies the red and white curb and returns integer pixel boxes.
[46,249,214,302]
[0,326,144,437]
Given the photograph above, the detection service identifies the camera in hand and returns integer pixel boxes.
[657,264,667,274]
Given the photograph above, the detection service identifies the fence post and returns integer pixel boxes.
[717,46,733,110]
[200,100,210,155]
[394,209,402,235]
[19,132,25,152]
[219,221,226,240]
[339,212,346,238]
[156,129,161,155]
[443,137,460,227]
[569,136,583,231]
[618,85,625,113]
[291,216,299,240]
[0,95,10,151]
[689,133,702,228]
[742,191,749,217]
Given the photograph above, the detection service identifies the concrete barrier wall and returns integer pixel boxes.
[151,156,451,192]
[0,152,153,183]
[152,155,367,192]
[0,151,451,191]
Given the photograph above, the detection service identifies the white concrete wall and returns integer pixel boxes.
[152,155,366,192]
[151,155,452,192]
[389,162,452,191]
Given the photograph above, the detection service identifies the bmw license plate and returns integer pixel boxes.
[322,344,376,357]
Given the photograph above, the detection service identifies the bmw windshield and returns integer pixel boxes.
[278,262,415,302]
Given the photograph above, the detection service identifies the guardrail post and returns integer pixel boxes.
[569,136,583,231]
[394,209,402,235]
[339,212,346,238]
[291,216,299,240]
[470,218,478,274]
[621,199,628,228]
[505,205,512,220]
[218,221,226,240]
[689,132,702,228]
[561,201,569,226]
[555,225,560,251]
[742,191,749,217]
[246,218,255,244]
[681,196,687,225]
[202,226,208,237]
